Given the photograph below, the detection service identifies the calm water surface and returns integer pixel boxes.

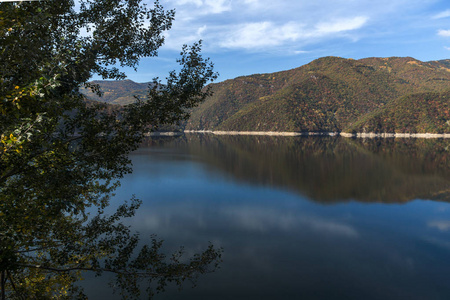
[85,134,450,299]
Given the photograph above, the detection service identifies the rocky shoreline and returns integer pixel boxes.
[184,130,450,139]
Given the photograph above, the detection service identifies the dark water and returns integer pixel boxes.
[85,134,450,299]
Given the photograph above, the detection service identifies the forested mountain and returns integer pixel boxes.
[80,79,150,105]
[348,90,450,133]
[83,57,450,133]
[185,57,450,133]
[81,80,184,132]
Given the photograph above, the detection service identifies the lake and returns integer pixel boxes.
[84,134,450,299]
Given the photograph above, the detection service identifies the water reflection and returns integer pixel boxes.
[89,135,450,299]
[142,134,450,203]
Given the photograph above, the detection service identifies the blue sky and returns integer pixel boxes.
[121,0,450,83]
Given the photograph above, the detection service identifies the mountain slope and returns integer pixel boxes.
[347,90,450,133]
[80,79,150,105]
[186,56,450,133]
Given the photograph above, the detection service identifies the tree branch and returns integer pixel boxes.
[6,271,24,300]
[19,264,194,279]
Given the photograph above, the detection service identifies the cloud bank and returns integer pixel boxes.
[125,0,450,82]
[160,0,376,52]
[157,0,445,55]
[217,17,369,50]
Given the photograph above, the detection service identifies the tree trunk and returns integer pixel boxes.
[1,270,5,300]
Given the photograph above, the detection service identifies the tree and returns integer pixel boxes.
[0,0,220,298]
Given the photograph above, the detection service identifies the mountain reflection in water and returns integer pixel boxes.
[84,134,450,299]
[141,134,450,204]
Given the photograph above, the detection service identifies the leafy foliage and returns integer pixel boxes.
[0,0,219,299]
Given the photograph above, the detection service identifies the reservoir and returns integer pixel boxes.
[85,134,450,299]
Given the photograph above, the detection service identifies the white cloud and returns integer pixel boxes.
[205,0,231,14]
[294,50,310,54]
[173,0,201,4]
[314,16,369,35]
[445,46,450,51]
[218,16,368,50]
[158,0,438,56]
[197,25,207,36]
[162,24,207,50]
[433,9,450,19]
[168,0,231,15]
[438,29,450,37]
[219,21,304,50]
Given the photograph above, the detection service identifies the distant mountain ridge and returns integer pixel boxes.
[80,79,151,105]
[186,56,450,133]
[82,57,450,134]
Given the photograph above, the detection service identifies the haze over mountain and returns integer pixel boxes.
[82,56,450,134]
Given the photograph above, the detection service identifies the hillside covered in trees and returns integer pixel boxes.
[80,79,150,105]
[185,56,450,133]
[83,57,450,134]
[348,90,450,133]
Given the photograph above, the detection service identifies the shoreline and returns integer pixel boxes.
[183,130,450,139]
[144,132,183,137]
